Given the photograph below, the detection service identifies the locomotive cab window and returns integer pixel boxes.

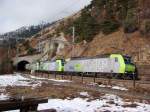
[115,57,118,62]
[123,56,132,64]
[61,59,65,66]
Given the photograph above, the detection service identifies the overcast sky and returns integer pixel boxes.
[0,0,92,34]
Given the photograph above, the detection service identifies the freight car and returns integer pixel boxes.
[26,54,137,80]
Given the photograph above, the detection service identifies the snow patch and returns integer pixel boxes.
[30,75,71,83]
[99,84,128,91]
[49,79,71,83]
[79,92,89,97]
[88,82,128,91]
[4,110,19,112]
[0,74,28,87]
[98,84,107,88]
[0,73,42,88]
[87,82,98,86]
[38,94,150,112]
[112,86,128,91]
[30,75,46,80]
[0,88,6,92]
[0,93,9,100]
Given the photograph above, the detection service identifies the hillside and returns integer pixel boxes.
[60,29,150,64]
[17,0,150,65]
[0,22,55,48]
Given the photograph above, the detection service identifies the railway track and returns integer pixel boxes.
[19,71,150,100]
[20,71,150,92]
[22,70,150,84]
[94,77,150,85]
[21,71,150,86]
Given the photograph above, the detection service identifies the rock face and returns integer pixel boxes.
[60,29,150,65]
[139,0,150,19]
[83,30,150,64]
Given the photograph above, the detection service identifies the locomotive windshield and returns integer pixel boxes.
[123,56,132,64]
[61,59,65,66]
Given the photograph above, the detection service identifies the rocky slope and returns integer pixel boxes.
[59,29,150,64]
[17,0,150,65]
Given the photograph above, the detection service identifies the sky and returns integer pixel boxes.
[0,0,92,34]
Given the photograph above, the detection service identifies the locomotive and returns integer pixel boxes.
[26,54,137,79]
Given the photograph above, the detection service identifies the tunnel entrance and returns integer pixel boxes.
[17,61,29,71]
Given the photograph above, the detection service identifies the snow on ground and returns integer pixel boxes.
[111,86,128,91]
[5,110,19,112]
[0,74,149,112]
[79,92,89,97]
[88,82,128,91]
[0,74,28,86]
[99,84,128,91]
[49,78,71,83]
[5,94,150,112]
[30,75,47,80]
[0,88,6,92]
[0,93,9,100]
[30,75,71,83]
[98,84,111,88]
[38,94,150,112]
[0,73,42,87]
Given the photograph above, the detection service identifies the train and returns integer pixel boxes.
[26,54,137,80]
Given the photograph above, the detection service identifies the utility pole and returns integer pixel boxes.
[72,26,75,57]
[40,21,45,53]
[37,22,44,54]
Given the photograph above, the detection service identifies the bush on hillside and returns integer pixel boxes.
[140,20,150,36]
[74,13,100,42]
[61,0,139,42]
[27,47,37,55]
[123,9,138,33]
[63,10,100,42]
[99,20,120,34]
[145,20,150,34]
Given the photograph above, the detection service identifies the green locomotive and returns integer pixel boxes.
[26,54,137,79]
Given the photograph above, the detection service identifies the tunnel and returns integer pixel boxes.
[17,60,29,71]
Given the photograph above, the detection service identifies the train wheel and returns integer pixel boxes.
[113,74,119,79]
[117,74,123,79]
[126,73,134,80]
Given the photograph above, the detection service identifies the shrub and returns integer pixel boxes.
[123,9,138,33]
[74,13,100,42]
[140,20,150,36]
[61,0,139,42]
[63,11,100,42]
[145,20,150,34]
[27,47,36,55]
[99,20,120,34]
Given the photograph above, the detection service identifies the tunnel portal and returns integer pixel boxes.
[17,60,29,71]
